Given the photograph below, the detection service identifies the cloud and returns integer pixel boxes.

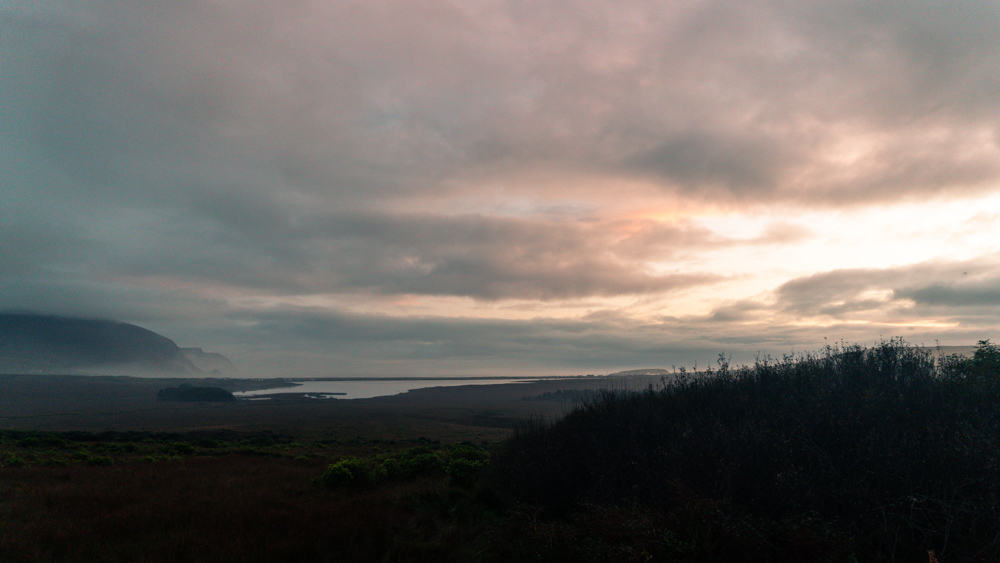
[2,205,731,302]
[626,128,797,193]
[3,0,999,374]
[774,259,1000,316]
[222,307,732,376]
[6,0,999,214]
[897,282,1000,307]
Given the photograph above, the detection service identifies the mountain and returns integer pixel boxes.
[0,313,212,375]
[181,347,237,374]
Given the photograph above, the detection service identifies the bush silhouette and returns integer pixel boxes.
[489,339,1000,562]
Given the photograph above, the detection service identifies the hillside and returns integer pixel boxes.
[181,347,237,374]
[0,313,208,375]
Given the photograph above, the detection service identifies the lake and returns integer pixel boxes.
[233,378,537,400]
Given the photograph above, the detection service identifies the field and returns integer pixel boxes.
[0,373,636,562]
[0,432,492,562]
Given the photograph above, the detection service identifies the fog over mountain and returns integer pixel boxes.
[181,348,238,375]
[0,313,233,376]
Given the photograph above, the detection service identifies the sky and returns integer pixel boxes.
[3,0,999,376]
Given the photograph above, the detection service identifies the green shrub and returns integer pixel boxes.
[378,456,401,479]
[444,457,485,486]
[319,457,373,488]
[443,443,490,485]
[317,443,492,489]
[396,447,443,477]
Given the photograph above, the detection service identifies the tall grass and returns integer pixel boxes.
[490,339,1000,562]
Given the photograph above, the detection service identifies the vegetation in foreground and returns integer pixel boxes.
[492,339,1000,562]
[0,432,491,562]
[2,339,1000,562]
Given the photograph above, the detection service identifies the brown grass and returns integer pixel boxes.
[0,454,481,562]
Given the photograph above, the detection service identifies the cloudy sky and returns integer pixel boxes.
[3,0,999,376]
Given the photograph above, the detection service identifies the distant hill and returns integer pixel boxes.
[0,313,227,375]
[608,368,673,377]
[182,347,237,375]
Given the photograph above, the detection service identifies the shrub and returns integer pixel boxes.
[489,339,1000,561]
[970,338,1000,380]
[317,444,491,489]
[319,457,370,487]
[166,442,196,455]
[444,443,490,485]
[396,447,443,477]
[444,457,485,486]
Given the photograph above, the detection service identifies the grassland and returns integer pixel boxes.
[0,431,494,562]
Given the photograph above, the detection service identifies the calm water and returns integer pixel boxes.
[233,378,535,400]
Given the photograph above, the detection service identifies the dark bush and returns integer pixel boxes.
[489,339,1000,562]
[396,446,442,478]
